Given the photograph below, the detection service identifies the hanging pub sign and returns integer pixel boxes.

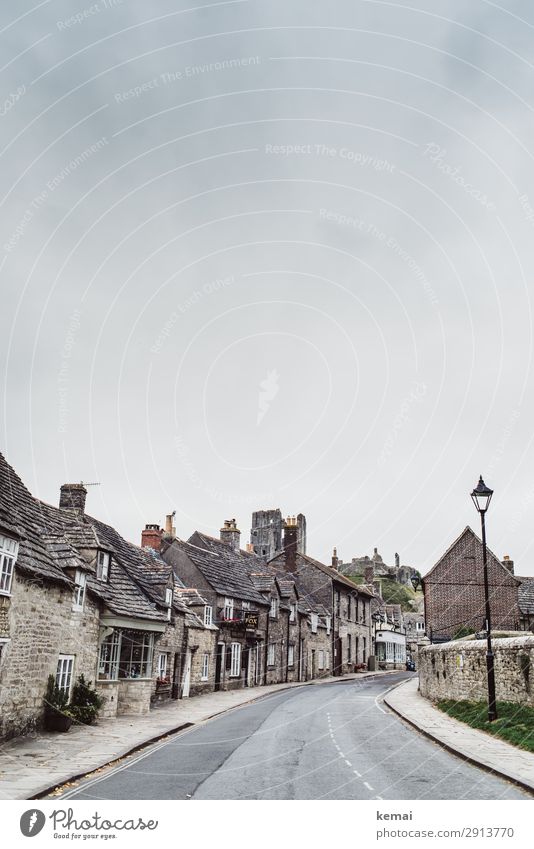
[244,612,259,630]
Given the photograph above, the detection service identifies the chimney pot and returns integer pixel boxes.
[220,519,241,551]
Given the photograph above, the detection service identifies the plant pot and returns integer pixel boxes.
[44,709,72,732]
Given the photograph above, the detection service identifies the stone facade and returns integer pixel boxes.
[423,527,521,641]
[250,509,306,561]
[419,636,534,707]
[0,572,100,739]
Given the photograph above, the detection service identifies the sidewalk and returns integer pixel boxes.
[384,677,534,794]
[0,670,396,801]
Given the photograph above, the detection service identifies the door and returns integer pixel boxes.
[311,649,316,680]
[214,642,224,691]
[334,637,342,675]
[299,638,305,681]
[181,649,192,698]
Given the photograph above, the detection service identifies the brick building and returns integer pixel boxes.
[423,526,521,641]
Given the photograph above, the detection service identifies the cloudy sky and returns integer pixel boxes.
[1,0,534,574]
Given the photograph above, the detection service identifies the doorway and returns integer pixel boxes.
[214,642,225,691]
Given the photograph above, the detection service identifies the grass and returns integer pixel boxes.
[345,575,422,611]
[437,699,534,753]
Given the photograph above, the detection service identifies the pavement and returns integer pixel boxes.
[50,672,528,800]
[0,670,397,801]
[384,677,534,794]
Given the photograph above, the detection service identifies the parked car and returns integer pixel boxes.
[406,658,416,671]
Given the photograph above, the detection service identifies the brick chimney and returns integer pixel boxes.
[283,516,298,572]
[142,524,163,550]
[331,547,339,569]
[502,554,514,574]
[59,483,87,516]
[220,519,241,551]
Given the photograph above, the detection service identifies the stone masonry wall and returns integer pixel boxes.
[419,636,534,707]
[0,572,101,739]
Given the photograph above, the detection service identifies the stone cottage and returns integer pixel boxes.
[269,518,374,674]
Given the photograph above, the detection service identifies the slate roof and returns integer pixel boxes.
[269,551,375,598]
[517,577,534,615]
[0,452,72,587]
[0,451,168,623]
[181,532,270,605]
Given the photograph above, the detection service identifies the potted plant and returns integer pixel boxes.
[69,675,104,725]
[43,675,73,732]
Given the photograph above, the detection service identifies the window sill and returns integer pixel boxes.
[72,606,85,613]
[0,590,13,598]
[201,676,208,681]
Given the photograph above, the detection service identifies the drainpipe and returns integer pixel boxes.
[285,607,291,683]
[264,606,270,685]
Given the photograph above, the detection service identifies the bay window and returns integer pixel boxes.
[98,629,154,680]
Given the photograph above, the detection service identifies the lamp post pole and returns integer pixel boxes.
[471,475,497,722]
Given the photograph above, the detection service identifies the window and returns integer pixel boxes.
[335,590,340,617]
[0,638,10,668]
[347,633,352,662]
[310,612,318,633]
[98,631,121,680]
[224,597,234,620]
[165,587,173,620]
[289,602,296,623]
[230,642,241,677]
[318,650,325,670]
[97,550,110,582]
[347,595,352,620]
[241,600,250,617]
[326,615,331,635]
[269,597,279,619]
[157,652,169,679]
[56,655,74,697]
[204,605,213,626]
[72,570,86,611]
[0,534,18,595]
[288,643,295,667]
[267,642,275,667]
[326,651,330,670]
[119,630,154,678]
[417,621,425,631]
[201,652,210,681]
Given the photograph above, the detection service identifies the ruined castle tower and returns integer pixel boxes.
[250,509,306,562]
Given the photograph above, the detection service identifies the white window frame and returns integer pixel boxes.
[157,652,169,679]
[0,534,18,596]
[165,587,173,620]
[72,569,86,611]
[267,642,275,667]
[318,650,325,670]
[204,605,213,626]
[289,602,296,623]
[230,642,241,677]
[325,615,331,635]
[97,550,110,582]
[201,652,210,681]
[56,654,74,697]
[287,643,295,667]
[224,597,234,620]
[269,597,279,619]
[310,612,318,634]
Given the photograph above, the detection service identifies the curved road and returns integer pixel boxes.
[57,674,529,800]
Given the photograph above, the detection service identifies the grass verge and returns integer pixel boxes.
[437,700,534,753]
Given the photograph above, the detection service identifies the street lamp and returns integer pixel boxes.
[470,475,497,722]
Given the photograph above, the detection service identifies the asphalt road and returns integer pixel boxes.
[58,674,530,800]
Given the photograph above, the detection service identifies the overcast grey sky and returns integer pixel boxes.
[1,0,534,575]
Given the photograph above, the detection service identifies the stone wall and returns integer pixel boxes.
[0,572,101,739]
[419,636,534,706]
[116,679,153,715]
[187,624,217,697]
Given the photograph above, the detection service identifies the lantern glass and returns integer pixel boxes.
[471,476,493,513]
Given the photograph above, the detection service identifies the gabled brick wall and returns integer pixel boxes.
[424,528,520,641]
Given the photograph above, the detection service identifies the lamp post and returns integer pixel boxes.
[470,475,497,722]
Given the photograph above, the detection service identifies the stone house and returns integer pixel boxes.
[372,603,407,669]
[403,612,426,667]
[162,528,271,690]
[0,452,217,740]
[269,518,374,674]
[516,576,534,632]
[423,526,521,641]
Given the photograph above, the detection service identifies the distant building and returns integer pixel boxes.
[337,547,417,587]
[423,526,521,641]
[250,509,306,561]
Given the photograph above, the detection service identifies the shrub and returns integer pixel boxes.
[69,675,104,725]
